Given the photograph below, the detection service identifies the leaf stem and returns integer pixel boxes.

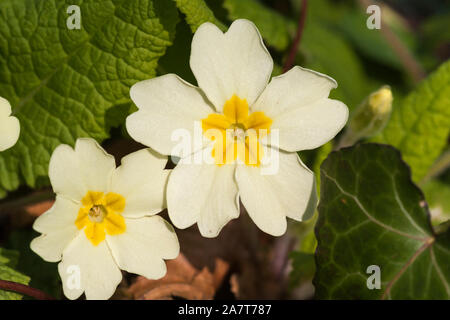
[381,237,434,299]
[282,0,308,73]
[0,280,54,300]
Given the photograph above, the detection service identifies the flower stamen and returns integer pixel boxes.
[75,191,126,246]
[88,205,107,223]
[201,95,272,166]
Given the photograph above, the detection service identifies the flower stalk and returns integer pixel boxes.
[283,0,308,73]
[0,280,54,300]
[337,86,393,149]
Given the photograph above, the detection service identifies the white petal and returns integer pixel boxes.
[30,196,80,262]
[110,149,169,218]
[127,74,214,156]
[252,66,348,152]
[268,98,349,152]
[32,196,79,233]
[252,66,338,115]
[236,151,316,236]
[0,96,11,117]
[107,216,179,280]
[0,97,20,151]
[167,157,239,238]
[58,232,122,300]
[30,230,77,263]
[49,138,116,201]
[190,19,273,111]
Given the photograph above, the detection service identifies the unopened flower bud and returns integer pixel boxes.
[369,86,393,116]
[338,86,393,148]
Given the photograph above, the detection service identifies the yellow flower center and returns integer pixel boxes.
[201,95,272,166]
[75,191,126,246]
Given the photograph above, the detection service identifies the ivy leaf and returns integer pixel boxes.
[373,61,450,182]
[174,0,225,32]
[0,247,30,300]
[0,0,178,195]
[315,143,450,299]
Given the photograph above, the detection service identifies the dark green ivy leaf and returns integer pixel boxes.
[314,143,450,299]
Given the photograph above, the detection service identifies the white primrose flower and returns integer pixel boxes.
[0,96,20,151]
[126,19,349,237]
[30,138,179,300]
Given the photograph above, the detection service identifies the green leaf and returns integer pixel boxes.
[339,12,401,69]
[373,61,450,182]
[337,9,416,70]
[223,0,292,51]
[0,0,178,194]
[313,142,333,192]
[422,180,450,225]
[315,143,450,299]
[291,0,346,24]
[158,18,196,85]
[420,12,450,65]
[0,247,30,300]
[0,248,19,268]
[174,0,226,32]
[289,214,318,289]
[7,229,62,299]
[300,22,371,110]
[289,251,315,289]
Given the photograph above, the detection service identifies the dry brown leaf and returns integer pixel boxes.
[7,197,54,227]
[175,209,286,299]
[127,254,229,300]
[25,200,54,217]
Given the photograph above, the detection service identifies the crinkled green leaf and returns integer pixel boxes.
[0,266,31,300]
[373,60,450,182]
[0,0,178,194]
[0,247,30,300]
[174,0,225,32]
[315,143,450,299]
[6,229,62,299]
[0,247,19,268]
[223,0,292,51]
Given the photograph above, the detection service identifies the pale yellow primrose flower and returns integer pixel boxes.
[0,97,20,151]
[126,19,349,237]
[30,138,179,300]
